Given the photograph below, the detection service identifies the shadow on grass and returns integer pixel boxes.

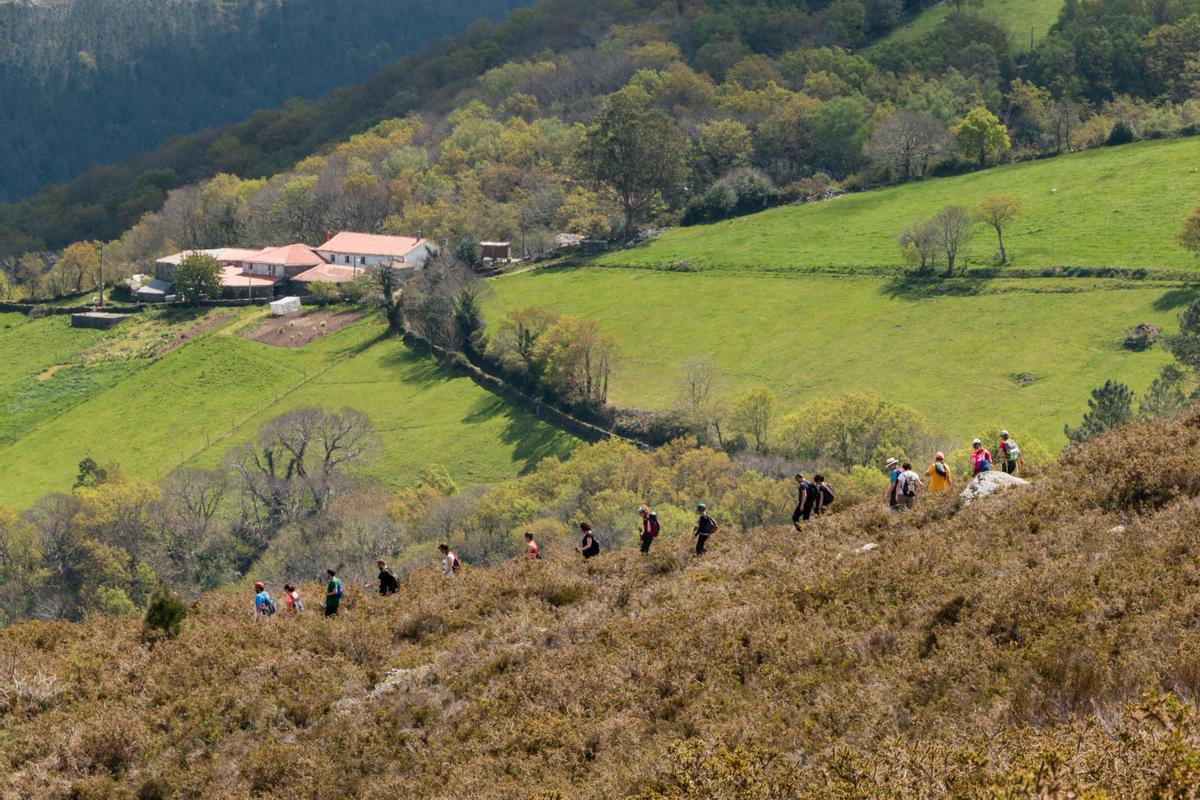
[1153,287,1200,312]
[463,393,577,473]
[878,269,992,300]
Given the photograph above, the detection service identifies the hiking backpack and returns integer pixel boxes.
[261,594,276,615]
[935,462,948,477]
[901,474,916,497]
[819,483,834,505]
[648,513,660,538]
[451,554,462,573]
[1004,440,1021,461]
[335,580,344,599]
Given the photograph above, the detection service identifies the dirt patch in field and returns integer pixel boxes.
[239,310,365,347]
[37,364,73,381]
[153,311,236,358]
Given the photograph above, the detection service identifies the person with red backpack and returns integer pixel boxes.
[439,543,461,579]
[638,505,660,554]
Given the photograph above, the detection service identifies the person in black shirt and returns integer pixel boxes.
[575,522,601,559]
[693,504,718,556]
[376,559,400,595]
[792,473,814,529]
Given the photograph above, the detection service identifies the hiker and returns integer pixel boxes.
[576,522,601,559]
[971,439,993,477]
[637,505,660,554]
[997,430,1024,475]
[376,560,400,596]
[812,474,834,515]
[283,583,304,612]
[253,581,275,622]
[693,504,718,556]
[925,452,952,493]
[524,531,540,561]
[324,569,343,617]
[884,457,901,510]
[896,462,922,510]
[792,473,814,529]
[439,543,460,579]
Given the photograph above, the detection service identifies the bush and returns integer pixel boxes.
[308,280,341,304]
[1106,119,1136,146]
[1123,322,1159,351]
[143,585,187,639]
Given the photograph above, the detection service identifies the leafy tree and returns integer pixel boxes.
[74,457,109,489]
[1140,364,1189,421]
[1176,206,1200,259]
[776,392,932,470]
[371,264,402,332]
[931,205,975,275]
[490,307,559,375]
[953,107,1011,167]
[531,316,617,407]
[975,195,1023,264]
[899,220,939,269]
[1064,380,1135,444]
[173,252,223,305]
[455,238,483,271]
[695,119,754,181]
[729,386,777,452]
[143,585,187,639]
[1166,298,1200,379]
[308,280,341,304]
[577,85,688,237]
[55,241,101,293]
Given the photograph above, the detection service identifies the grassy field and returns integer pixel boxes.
[487,268,1181,448]
[879,0,1063,50]
[0,311,577,508]
[599,138,1200,273]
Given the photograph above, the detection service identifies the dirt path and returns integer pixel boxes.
[37,364,73,381]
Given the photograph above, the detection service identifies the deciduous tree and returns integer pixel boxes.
[867,111,949,180]
[931,205,975,275]
[953,107,1011,167]
[173,252,223,305]
[975,195,1023,264]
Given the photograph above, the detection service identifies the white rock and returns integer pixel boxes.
[854,543,878,554]
[960,470,1029,505]
[1107,525,1127,535]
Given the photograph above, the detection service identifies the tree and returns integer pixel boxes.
[776,392,933,470]
[74,457,109,489]
[371,264,402,331]
[931,205,975,275]
[1064,380,1134,444]
[173,252,223,305]
[866,112,949,181]
[143,585,186,640]
[1167,299,1200,379]
[1140,364,1189,421]
[695,119,754,181]
[975,195,1023,265]
[399,253,484,350]
[455,238,483,271]
[899,220,940,269]
[531,316,617,407]
[674,357,725,445]
[308,280,341,304]
[729,386,777,452]
[1177,205,1200,258]
[490,307,558,374]
[953,107,1011,167]
[577,85,688,237]
[55,241,101,294]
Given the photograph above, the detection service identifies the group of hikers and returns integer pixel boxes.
[251,431,1024,618]
[882,429,1024,512]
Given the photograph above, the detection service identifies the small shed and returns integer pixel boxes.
[269,296,302,316]
[135,278,173,303]
[72,312,130,330]
[480,241,512,263]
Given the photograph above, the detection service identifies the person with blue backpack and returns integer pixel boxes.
[324,569,344,617]
[253,581,276,623]
[971,439,993,477]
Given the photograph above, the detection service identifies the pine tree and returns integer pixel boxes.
[1064,380,1134,444]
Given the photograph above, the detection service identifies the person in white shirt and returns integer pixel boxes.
[438,543,459,579]
[896,462,923,510]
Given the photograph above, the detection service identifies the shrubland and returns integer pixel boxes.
[7,410,1200,795]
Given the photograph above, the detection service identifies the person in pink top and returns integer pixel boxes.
[970,438,993,476]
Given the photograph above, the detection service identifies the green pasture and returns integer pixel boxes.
[599,138,1200,274]
[0,312,577,508]
[487,268,1182,449]
[878,0,1063,50]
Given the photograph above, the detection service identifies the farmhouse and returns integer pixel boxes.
[315,231,438,270]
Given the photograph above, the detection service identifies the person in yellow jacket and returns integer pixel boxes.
[925,452,952,493]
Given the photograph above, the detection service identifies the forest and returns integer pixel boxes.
[0,0,530,202]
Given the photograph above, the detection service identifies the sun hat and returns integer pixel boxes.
[999,429,1009,437]
[885,457,899,468]
[935,451,944,460]
[972,438,982,446]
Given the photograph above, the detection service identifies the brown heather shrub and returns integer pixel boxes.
[13,417,1200,795]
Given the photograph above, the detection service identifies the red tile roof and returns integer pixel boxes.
[219,266,280,288]
[155,247,262,266]
[243,243,325,267]
[317,231,428,258]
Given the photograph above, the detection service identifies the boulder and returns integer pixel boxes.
[960,470,1029,505]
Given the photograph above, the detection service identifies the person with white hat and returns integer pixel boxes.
[884,457,901,510]
[997,430,1023,475]
[925,452,952,493]
[970,438,993,477]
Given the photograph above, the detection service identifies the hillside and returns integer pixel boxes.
[595,137,1200,274]
[0,0,529,202]
[5,414,1200,796]
[0,308,576,508]
[879,0,1063,51]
